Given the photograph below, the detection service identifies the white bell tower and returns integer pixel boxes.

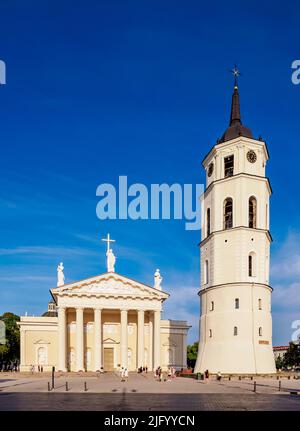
[194,71,276,374]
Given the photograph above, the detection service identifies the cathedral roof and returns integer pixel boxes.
[219,84,253,143]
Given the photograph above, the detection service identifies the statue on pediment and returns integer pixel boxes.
[57,262,65,287]
[106,249,116,272]
[154,268,162,290]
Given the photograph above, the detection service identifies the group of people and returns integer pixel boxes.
[0,360,19,372]
[137,366,148,373]
[202,369,222,382]
[29,364,45,373]
[154,366,176,382]
[119,367,129,382]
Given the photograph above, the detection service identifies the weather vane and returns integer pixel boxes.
[230,64,242,88]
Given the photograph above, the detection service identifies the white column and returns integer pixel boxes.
[58,306,67,372]
[76,307,84,372]
[149,313,153,371]
[137,310,144,368]
[94,308,102,372]
[20,330,26,367]
[153,309,161,369]
[182,332,187,368]
[120,309,128,369]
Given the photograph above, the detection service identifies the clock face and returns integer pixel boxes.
[247,150,257,163]
[208,162,214,177]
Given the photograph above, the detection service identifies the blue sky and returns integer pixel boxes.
[0,0,299,344]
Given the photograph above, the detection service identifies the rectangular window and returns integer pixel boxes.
[235,298,239,309]
[258,299,262,310]
[210,301,214,311]
[224,155,234,178]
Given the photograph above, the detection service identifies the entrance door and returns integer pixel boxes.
[103,348,114,371]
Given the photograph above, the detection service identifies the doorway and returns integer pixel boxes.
[103,347,114,371]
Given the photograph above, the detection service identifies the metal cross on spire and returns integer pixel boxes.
[101,233,115,252]
[230,64,242,88]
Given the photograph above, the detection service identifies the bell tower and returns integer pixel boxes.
[194,69,276,374]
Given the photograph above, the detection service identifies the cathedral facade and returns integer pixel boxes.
[18,241,190,373]
[194,75,276,374]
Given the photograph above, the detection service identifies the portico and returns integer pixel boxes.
[55,299,163,372]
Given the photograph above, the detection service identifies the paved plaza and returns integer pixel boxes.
[1,372,300,410]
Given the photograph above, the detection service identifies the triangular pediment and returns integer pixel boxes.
[103,337,119,344]
[51,272,169,300]
[34,339,50,345]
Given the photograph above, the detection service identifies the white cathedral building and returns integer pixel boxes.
[194,72,276,374]
[18,235,190,373]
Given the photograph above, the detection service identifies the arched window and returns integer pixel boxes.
[258,299,262,310]
[210,301,214,311]
[85,348,91,367]
[224,198,233,229]
[204,260,209,284]
[207,208,211,237]
[127,348,132,368]
[249,252,256,277]
[68,348,75,366]
[235,298,239,309]
[249,196,257,228]
[234,326,238,336]
[259,327,262,337]
[209,329,212,338]
[37,347,47,365]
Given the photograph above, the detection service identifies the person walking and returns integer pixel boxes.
[205,369,210,383]
[124,368,129,382]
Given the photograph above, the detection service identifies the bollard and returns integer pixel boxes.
[229,376,231,381]
[276,375,279,380]
[288,375,291,380]
[239,376,241,380]
[84,381,87,391]
[65,381,69,392]
[250,376,253,381]
[254,381,257,392]
[279,380,281,392]
[48,382,51,392]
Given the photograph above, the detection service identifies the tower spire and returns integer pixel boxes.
[219,65,253,143]
[229,65,242,126]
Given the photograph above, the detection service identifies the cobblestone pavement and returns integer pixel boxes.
[1,372,300,394]
[1,372,300,410]
[0,392,300,411]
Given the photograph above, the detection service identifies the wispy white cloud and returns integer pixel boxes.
[270,231,300,344]
[273,282,300,311]
[271,231,300,279]
[0,245,97,257]
[0,275,54,283]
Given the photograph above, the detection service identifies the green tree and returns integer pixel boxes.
[283,342,300,368]
[187,341,198,369]
[0,312,20,362]
[275,355,284,370]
